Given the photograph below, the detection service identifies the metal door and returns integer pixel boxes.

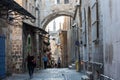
[0,35,6,78]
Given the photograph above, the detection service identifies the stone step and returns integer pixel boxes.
[81,75,90,80]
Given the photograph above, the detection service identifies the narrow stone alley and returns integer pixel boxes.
[1,0,120,80]
[4,68,83,80]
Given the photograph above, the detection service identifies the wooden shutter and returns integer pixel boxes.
[91,0,99,42]
[82,8,87,46]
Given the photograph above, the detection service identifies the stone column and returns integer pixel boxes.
[36,32,40,68]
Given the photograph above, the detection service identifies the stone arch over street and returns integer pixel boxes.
[41,11,74,29]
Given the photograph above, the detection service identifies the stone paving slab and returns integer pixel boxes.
[3,68,83,80]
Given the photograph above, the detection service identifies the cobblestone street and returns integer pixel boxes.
[1,0,120,79]
[4,68,83,80]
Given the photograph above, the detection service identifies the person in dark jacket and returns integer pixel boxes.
[57,57,61,68]
[42,54,48,69]
[26,53,36,79]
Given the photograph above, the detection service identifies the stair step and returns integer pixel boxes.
[81,75,90,80]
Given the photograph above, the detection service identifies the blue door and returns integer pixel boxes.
[0,35,6,78]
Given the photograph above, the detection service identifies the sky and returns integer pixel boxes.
[45,16,65,32]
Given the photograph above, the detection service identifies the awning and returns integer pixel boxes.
[32,26,48,34]
[0,0,35,19]
[23,22,48,34]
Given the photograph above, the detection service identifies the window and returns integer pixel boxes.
[82,8,87,46]
[64,0,69,4]
[91,0,99,42]
[28,37,31,44]
[28,35,31,45]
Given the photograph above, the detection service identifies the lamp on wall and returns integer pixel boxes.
[72,23,76,28]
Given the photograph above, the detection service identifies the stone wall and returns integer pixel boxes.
[0,18,12,74]
[100,0,120,79]
[11,22,23,73]
[73,0,104,79]
[60,31,68,67]
[40,0,75,28]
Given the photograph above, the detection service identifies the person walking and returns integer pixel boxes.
[26,53,36,79]
[42,54,48,69]
[57,57,61,68]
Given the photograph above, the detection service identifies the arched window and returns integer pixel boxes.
[28,36,31,44]
[27,34,31,45]
[27,34,32,52]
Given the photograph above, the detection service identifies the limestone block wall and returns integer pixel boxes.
[40,0,75,28]
[60,31,68,67]
[100,0,120,79]
[67,29,73,64]
[14,0,36,27]
[0,18,13,74]
[73,0,104,79]
[11,24,23,73]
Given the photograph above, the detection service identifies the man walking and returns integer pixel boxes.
[26,53,36,79]
[57,57,61,68]
[42,54,48,69]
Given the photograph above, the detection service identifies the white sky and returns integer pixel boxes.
[45,16,65,32]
